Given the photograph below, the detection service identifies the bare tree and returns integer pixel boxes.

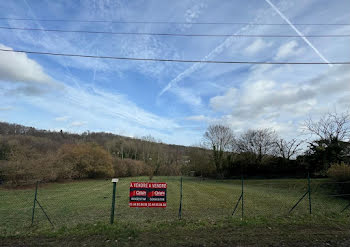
[203,124,234,176]
[304,111,350,168]
[140,135,156,162]
[234,128,277,162]
[305,111,350,142]
[275,138,303,160]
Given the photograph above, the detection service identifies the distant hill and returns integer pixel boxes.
[0,121,211,185]
[0,121,198,161]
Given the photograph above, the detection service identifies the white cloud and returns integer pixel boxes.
[208,65,350,139]
[0,44,54,85]
[26,83,180,132]
[337,95,350,107]
[239,79,315,113]
[170,86,202,106]
[310,65,350,94]
[185,2,207,23]
[119,35,180,77]
[218,113,299,140]
[264,0,332,66]
[275,41,302,59]
[158,2,282,98]
[55,116,70,122]
[210,88,238,112]
[70,121,87,127]
[185,115,211,122]
[244,39,271,55]
[0,106,14,111]
[157,0,303,107]
[2,0,349,146]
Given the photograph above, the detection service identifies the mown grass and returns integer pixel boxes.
[1,176,349,239]
[1,217,350,246]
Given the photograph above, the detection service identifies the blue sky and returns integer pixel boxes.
[0,0,349,145]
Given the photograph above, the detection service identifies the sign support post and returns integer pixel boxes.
[110,178,119,224]
[178,177,183,219]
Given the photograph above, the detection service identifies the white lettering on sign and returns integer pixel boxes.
[136,190,146,196]
[153,191,165,196]
[130,197,146,201]
[151,183,167,189]
[149,197,165,201]
[131,182,148,188]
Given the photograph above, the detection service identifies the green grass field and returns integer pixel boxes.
[1,176,349,239]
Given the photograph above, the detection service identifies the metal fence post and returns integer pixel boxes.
[241,175,244,219]
[308,172,312,214]
[289,172,312,214]
[232,175,244,217]
[341,202,350,212]
[110,179,117,224]
[178,176,183,219]
[31,181,38,226]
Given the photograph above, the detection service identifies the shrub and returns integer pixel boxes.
[327,162,350,182]
[113,158,152,177]
[327,163,350,194]
[0,152,60,186]
[0,142,11,160]
[57,143,114,179]
[158,163,182,176]
[0,142,114,186]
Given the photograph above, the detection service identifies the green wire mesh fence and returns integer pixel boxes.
[1,176,349,235]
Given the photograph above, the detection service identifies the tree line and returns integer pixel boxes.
[0,111,349,186]
[0,123,189,185]
[198,111,350,179]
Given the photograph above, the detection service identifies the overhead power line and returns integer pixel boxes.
[1,48,349,65]
[0,17,349,26]
[0,26,349,38]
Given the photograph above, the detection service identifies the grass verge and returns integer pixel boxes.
[1,216,350,247]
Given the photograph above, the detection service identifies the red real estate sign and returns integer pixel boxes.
[129,182,167,207]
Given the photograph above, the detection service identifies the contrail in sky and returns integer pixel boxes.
[159,20,255,96]
[159,0,332,97]
[264,0,332,67]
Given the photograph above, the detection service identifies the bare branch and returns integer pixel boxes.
[234,128,278,160]
[203,124,234,152]
[275,138,304,160]
[304,111,350,142]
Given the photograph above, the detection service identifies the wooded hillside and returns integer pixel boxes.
[0,122,201,185]
[1,111,350,186]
